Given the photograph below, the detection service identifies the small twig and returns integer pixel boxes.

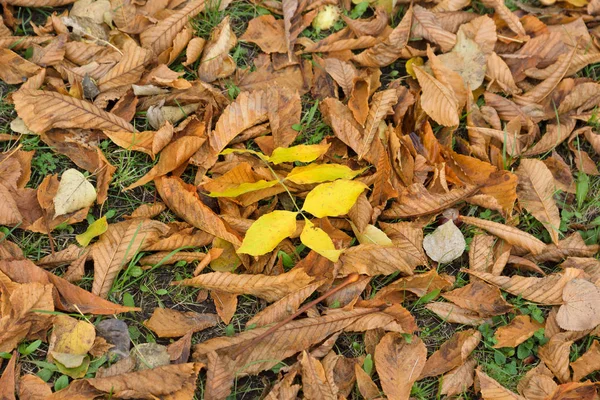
[229,273,360,360]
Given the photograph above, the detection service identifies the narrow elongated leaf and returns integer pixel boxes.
[12,89,134,133]
[174,268,313,302]
[383,184,478,219]
[76,216,108,247]
[516,159,561,244]
[300,352,336,400]
[358,89,398,158]
[208,180,279,198]
[237,211,298,256]
[97,41,150,92]
[286,164,365,184]
[155,176,242,246]
[465,268,584,305]
[125,136,205,190]
[268,144,330,165]
[460,216,546,255]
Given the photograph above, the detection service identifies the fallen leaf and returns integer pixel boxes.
[556,279,600,331]
[441,358,477,396]
[443,281,512,317]
[476,367,526,399]
[375,332,427,400]
[493,315,544,348]
[198,16,237,82]
[423,220,466,264]
[420,329,481,378]
[53,169,97,217]
[143,308,219,338]
[302,180,367,218]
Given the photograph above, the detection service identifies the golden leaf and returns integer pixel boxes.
[302,180,367,218]
[237,210,298,256]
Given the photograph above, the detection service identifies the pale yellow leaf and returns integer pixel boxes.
[285,164,365,184]
[53,169,97,217]
[300,219,342,262]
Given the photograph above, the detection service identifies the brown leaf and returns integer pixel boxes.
[18,374,52,400]
[0,282,54,352]
[205,351,236,400]
[0,259,137,315]
[441,358,477,396]
[538,334,573,383]
[460,216,546,255]
[524,118,576,156]
[91,219,169,298]
[412,5,456,52]
[198,16,237,82]
[517,363,557,400]
[481,0,526,37]
[556,279,600,331]
[267,86,301,148]
[338,244,422,277]
[300,351,337,400]
[358,89,398,158]
[571,340,600,382]
[414,65,459,127]
[155,176,242,246]
[476,367,526,399]
[374,333,427,400]
[97,41,151,92]
[466,268,584,305]
[193,90,268,171]
[486,52,521,95]
[353,8,412,67]
[420,329,482,378]
[443,281,512,317]
[174,268,314,302]
[383,183,478,219]
[212,290,237,325]
[354,363,380,400]
[246,280,323,328]
[372,269,453,303]
[241,15,286,54]
[144,308,219,338]
[0,351,16,400]
[493,315,544,348]
[196,308,359,369]
[140,0,205,55]
[527,232,599,263]
[124,136,205,190]
[324,57,357,97]
[0,48,41,84]
[13,89,134,133]
[516,159,561,244]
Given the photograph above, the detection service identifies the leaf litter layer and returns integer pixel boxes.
[0,0,600,398]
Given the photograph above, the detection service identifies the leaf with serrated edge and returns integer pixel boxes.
[13,89,134,133]
[516,159,561,244]
[414,65,459,127]
[465,268,584,304]
[460,216,546,255]
[91,219,168,298]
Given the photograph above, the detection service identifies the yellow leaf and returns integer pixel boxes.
[302,180,368,218]
[300,219,342,262]
[76,216,108,247]
[406,56,424,79]
[221,144,330,165]
[351,223,393,245]
[285,164,365,184]
[237,211,298,256]
[208,180,279,197]
[267,144,330,165]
